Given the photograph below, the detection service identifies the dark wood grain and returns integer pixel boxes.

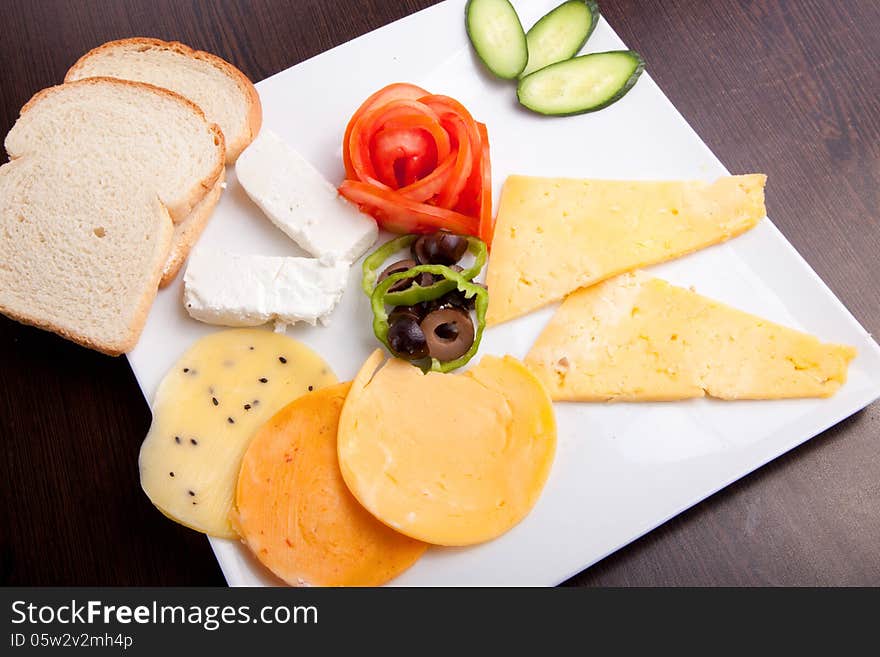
[0,0,877,587]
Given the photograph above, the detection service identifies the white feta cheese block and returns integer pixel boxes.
[236,129,378,262]
[183,248,349,327]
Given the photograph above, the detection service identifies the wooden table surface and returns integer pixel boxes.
[1,0,878,586]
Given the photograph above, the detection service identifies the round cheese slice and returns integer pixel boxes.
[234,382,427,586]
[139,329,336,538]
[337,351,557,546]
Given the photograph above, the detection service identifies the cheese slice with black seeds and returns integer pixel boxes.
[138,329,336,537]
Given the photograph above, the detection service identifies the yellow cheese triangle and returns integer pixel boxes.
[525,271,856,401]
[485,174,767,326]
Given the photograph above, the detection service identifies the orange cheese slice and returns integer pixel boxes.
[525,271,857,401]
[234,382,426,586]
[485,174,767,325]
[337,351,556,546]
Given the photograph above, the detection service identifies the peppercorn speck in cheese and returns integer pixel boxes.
[138,329,337,538]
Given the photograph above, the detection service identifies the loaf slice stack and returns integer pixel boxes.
[66,38,261,163]
[0,78,225,354]
[66,38,262,285]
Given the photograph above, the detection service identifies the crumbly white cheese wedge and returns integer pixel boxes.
[236,129,377,262]
[183,248,348,327]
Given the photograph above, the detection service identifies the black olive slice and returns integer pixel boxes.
[378,259,417,293]
[430,288,475,311]
[412,232,469,265]
[388,305,423,325]
[411,236,432,264]
[420,307,475,362]
[388,315,429,360]
[414,271,435,288]
[377,259,416,282]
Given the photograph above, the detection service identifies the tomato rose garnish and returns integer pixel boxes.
[339,83,493,244]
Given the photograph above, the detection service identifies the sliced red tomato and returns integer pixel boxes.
[339,180,479,235]
[434,115,473,209]
[396,149,456,203]
[342,83,429,178]
[476,122,494,246]
[339,83,492,244]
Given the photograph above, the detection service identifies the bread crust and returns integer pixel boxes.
[65,37,262,163]
[17,77,225,223]
[0,201,174,356]
[159,168,225,287]
[3,77,224,354]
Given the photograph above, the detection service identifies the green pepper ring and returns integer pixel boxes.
[361,234,417,296]
[361,235,487,305]
[371,264,489,373]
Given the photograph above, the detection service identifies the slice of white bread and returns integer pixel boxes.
[66,38,259,284]
[159,168,225,288]
[0,77,225,354]
[66,38,261,164]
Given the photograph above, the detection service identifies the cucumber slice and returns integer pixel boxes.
[517,50,645,116]
[521,1,600,78]
[465,0,528,79]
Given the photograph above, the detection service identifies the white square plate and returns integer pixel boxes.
[129,0,880,586]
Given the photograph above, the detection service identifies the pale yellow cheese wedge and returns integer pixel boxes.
[139,329,337,537]
[486,174,767,326]
[525,271,856,401]
[337,351,556,546]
